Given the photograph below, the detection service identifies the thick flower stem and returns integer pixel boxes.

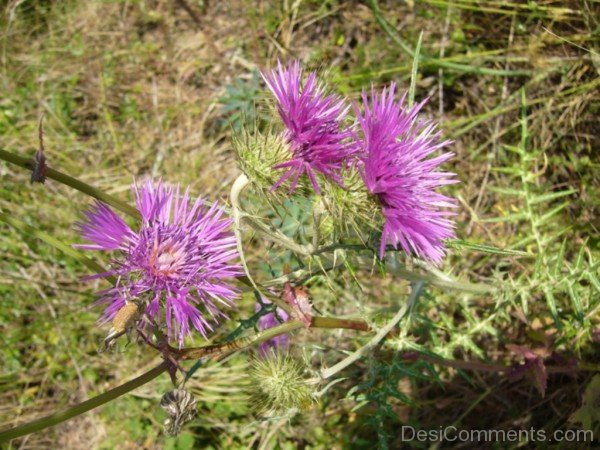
[0,148,140,220]
[229,174,294,314]
[0,362,168,444]
[230,175,280,303]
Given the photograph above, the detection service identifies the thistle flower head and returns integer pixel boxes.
[76,180,241,347]
[261,60,353,194]
[256,299,290,355]
[353,83,457,263]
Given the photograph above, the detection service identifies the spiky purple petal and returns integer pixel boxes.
[354,83,457,264]
[74,201,132,251]
[262,60,353,193]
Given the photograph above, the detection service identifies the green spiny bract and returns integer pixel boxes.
[232,127,323,199]
[247,352,315,418]
[320,167,384,242]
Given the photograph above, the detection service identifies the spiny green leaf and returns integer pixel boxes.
[487,186,525,196]
[482,212,528,223]
[552,239,567,278]
[543,285,560,325]
[535,202,570,226]
[529,188,576,205]
[449,239,531,256]
[565,283,584,323]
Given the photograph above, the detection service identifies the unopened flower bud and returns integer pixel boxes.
[248,353,315,418]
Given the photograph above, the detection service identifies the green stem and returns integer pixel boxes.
[229,174,293,314]
[178,315,376,360]
[0,362,167,443]
[0,148,140,220]
[311,316,370,331]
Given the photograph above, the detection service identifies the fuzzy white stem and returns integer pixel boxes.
[230,174,292,313]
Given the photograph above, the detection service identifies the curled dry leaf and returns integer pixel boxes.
[282,283,313,327]
[507,344,548,398]
[160,389,198,436]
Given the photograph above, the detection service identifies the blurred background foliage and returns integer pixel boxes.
[0,0,598,448]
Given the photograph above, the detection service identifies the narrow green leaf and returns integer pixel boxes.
[535,202,569,226]
[539,226,572,248]
[543,285,560,325]
[566,283,584,323]
[448,239,535,256]
[553,239,567,278]
[586,271,600,294]
[408,30,423,108]
[490,166,521,175]
[574,241,588,271]
[529,188,576,205]
[481,212,528,223]
[509,234,536,250]
[487,186,525,196]
[503,144,524,154]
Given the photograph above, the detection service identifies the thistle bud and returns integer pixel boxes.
[232,128,312,197]
[320,168,383,241]
[248,353,315,418]
[232,129,287,188]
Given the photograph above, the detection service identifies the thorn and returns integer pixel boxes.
[31,114,48,184]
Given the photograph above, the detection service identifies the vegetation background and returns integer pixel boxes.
[0,0,598,448]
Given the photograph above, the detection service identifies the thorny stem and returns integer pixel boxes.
[177,317,370,360]
[0,148,141,220]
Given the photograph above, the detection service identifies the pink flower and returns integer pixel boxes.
[353,84,457,263]
[262,60,353,193]
[76,180,242,347]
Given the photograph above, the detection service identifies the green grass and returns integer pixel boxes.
[1,0,598,448]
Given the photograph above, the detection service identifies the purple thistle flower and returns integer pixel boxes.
[75,180,242,347]
[261,60,352,194]
[353,83,457,264]
[256,299,289,356]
